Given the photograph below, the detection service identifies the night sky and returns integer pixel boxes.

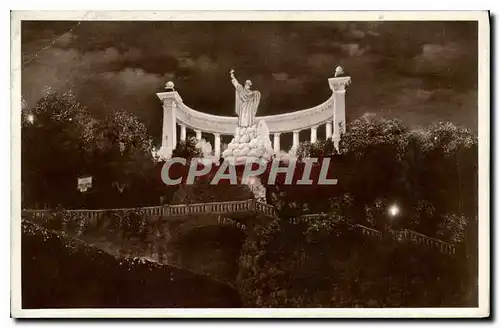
[21,20,478,143]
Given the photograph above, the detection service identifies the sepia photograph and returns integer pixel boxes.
[10,11,489,318]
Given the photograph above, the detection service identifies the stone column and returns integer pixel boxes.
[180,124,187,142]
[156,82,182,159]
[326,121,332,139]
[214,133,221,158]
[273,133,281,153]
[292,130,300,148]
[328,75,351,150]
[310,126,318,143]
[195,130,202,141]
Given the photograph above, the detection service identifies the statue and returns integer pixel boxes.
[230,69,261,127]
[222,70,273,165]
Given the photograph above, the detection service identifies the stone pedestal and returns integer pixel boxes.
[222,123,274,165]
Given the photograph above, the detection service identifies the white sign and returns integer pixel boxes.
[77,176,92,192]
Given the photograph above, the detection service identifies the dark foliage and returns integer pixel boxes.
[21,90,160,209]
[170,171,254,204]
[21,219,242,308]
[237,218,477,308]
[172,137,203,161]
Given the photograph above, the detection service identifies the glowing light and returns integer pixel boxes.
[27,114,34,124]
[388,204,400,217]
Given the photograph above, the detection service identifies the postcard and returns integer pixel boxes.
[10,10,490,318]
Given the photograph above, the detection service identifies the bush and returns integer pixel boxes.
[21,219,241,308]
[236,216,476,308]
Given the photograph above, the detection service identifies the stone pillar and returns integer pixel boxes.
[273,133,281,153]
[214,133,221,158]
[195,130,202,141]
[292,130,300,148]
[326,121,332,139]
[328,75,351,150]
[157,82,182,159]
[310,126,317,143]
[180,124,187,142]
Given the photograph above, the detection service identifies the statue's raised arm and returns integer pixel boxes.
[230,69,240,88]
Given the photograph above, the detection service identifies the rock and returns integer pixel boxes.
[225,156,236,165]
[222,122,274,164]
[240,134,249,143]
[248,148,264,157]
[240,146,250,156]
[236,156,248,165]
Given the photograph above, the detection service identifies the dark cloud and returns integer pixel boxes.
[21,20,478,143]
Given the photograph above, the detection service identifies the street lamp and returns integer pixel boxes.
[388,204,400,218]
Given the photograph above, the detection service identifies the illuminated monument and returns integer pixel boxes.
[156,66,351,161]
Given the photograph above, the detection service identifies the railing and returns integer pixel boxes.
[286,217,454,254]
[255,201,278,217]
[21,199,273,220]
[21,199,456,255]
[356,224,383,240]
[163,199,255,216]
[399,229,456,255]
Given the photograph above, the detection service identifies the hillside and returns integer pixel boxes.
[21,219,242,308]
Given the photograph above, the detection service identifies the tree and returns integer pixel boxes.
[339,114,409,159]
[22,89,161,208]
[170,171,254,205]
[172,137,203,162]
[338,114,410,222]
[21,88,96,208]
[403,122,478,217]
[88,110,158,207]
[296,139,337,160]
[406,200,437,234]
[437,213,469,244]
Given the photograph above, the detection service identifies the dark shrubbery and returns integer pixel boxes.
[21,219,242,308]
[237,218,476,308]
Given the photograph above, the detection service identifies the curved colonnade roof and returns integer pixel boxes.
[174,93,335,135]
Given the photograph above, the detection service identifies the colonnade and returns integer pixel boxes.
[157,73,351,159]
[175,121,338,157]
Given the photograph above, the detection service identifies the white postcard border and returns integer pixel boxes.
[10,10,490,318]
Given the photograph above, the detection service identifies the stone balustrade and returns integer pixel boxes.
[286,216,455,255]
[21,199,268,221]
[399,229,456,255]
[255,201,278,217]
[356,224,383,240]
[22,198,456,255]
